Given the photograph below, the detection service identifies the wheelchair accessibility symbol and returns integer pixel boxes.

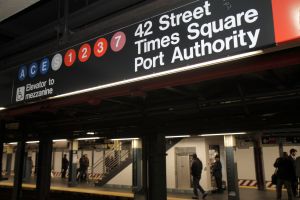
[16,86,25,102]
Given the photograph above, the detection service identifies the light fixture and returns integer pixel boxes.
[165,135,191,138]
[86,132,95,135]
[0,107,6,111]
[49,50,263,99]
[111,138,139,141]
[76,137,101,141]
[8,142,17,145]
[53,139,68,142]
[199,132,247,137]
[26,141,40,144]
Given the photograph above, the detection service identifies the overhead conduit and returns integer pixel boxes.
[0,0,146,62]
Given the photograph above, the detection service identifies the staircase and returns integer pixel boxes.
[93,142,132,186]
[95,155,132,186]
[93,138,182,187]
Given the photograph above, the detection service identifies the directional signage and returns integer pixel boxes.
[0,0,299,108]
[262,136,300,144]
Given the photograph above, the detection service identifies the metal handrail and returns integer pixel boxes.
[92,142,122,169]
[91,142,131,178]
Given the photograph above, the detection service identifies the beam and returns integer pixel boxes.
[0,0,146,62]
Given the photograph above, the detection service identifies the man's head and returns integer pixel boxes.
[290,148,297,157]
[64,154,67,157]
[192,153,197,159]
[215,155,220,161]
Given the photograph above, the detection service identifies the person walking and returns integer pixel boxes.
[212,155,223,193]
[61,154,69,178]
[274,152,295,200]
[191,153,208,199]
[289,148,298,197]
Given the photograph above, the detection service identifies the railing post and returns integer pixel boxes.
[103,150,105,174]
[91,149,94,178]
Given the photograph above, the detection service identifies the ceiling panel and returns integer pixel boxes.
[0,0,40,22]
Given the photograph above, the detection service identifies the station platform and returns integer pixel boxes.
[0,177,279,200]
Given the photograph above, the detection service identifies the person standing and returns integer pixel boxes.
[289,148,298,197]
[84,154,90,181]
[61,154,69,179]
[296,156,300,198]
[80,154,89,182]
[79,155,85,181]
[274,152,295,200]
[212,155,223,193]
[191,153,208,199]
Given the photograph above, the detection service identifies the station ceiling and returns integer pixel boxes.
[0,0,300,141]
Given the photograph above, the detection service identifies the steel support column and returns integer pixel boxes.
[141,135,150,200]
[0,139,3,180]
[224,135,240,200]
[0,120,3,180]
[36,139,53,200]
[147,134,167,200]
[6,145,13,177]
[68,140,78,187]
[11,140,25,200]
[253,135,265,190]
[133,139,144,200]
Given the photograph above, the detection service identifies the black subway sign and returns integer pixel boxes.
[0,0,299,108]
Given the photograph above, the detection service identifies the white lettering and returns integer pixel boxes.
[135,52,165,72]
[247,29,260,48]
[158,1,211,31]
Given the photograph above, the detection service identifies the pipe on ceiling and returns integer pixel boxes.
[0,0,145,62]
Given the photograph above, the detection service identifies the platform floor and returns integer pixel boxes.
[0,178,282,200]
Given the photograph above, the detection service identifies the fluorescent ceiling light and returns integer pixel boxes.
[111,138,139,141]
[86,132,95,135]
[0,107,6,111]
[165,135,191,138]
[49,50,263,100]
[199,132,247,137]
[76,137,101,141]
[26,141,39,144]
[8,142,17,145]
[53,139,68,142]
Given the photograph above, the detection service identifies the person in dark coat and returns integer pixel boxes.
[79,155,85,181]
[191,153,208,199]
[61,154,69,178]
[212,155,223,193]
[289,148,298,197]
[296,156,300,197]
[274,152,295,200]
[79,154,89,182]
